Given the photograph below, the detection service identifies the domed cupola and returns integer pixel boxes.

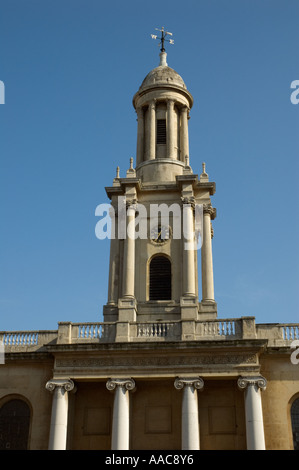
[132,33,193,183]
[139,53,188,91]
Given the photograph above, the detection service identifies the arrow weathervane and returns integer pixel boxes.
[151,26,174,52]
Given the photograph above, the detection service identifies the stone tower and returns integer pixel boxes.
[103,48,217,341]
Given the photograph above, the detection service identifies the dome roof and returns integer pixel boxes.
[139,64,187,91]
[133,52,193,110]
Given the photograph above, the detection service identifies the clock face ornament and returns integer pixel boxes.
[150,225,170,243]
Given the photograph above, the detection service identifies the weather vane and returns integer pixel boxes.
[151,26,174,52]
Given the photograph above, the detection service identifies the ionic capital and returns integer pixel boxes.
[174,377,204,391]
[203,204,216,219]
[181,196,195,209]
[126,198,138,211]
[45,378,75,393]
[237,376,267,391]
[106,378,136,392]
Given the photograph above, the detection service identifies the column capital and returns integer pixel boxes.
[181,196,195,208]
[149,99,156,110]
[106,378,136,392]
[203,204,216,219]
[45,378,75,393]
[125,198,138,210]
[167,98,175,108]
[136,106,144,116]
[237,376,267,391]
[181,104,189,113]
[174,377,204,391]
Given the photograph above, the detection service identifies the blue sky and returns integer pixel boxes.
[0,0,298,331]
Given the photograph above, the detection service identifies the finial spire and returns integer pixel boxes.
[151,26,174,53]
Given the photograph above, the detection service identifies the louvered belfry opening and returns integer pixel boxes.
[149,256,171,300]
[156,119,166,145]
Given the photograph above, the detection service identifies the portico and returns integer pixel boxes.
[45,326,267,450]
[45,373,267,450]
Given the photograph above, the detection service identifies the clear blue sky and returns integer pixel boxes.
[0,0,298,331]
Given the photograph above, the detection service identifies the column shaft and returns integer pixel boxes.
[174,377,204,450]
[122,205,135,298]
[180,106,189,163]
[167,100,175,158]
[148,100,156,160]
[106,378,135,450]
[201,206,215,301]
[183,201,196,296]
[46,379,75,450]
[136,107,144,165]
[238,376,267,450]
[107,210,119,304]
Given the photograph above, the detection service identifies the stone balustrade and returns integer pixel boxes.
[1,320,299,350]
[135,321,181,340]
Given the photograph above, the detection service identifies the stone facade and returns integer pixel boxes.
[0,49,298,451]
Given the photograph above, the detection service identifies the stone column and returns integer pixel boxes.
[147,100,156,160]
[136,106,144,166]
[238,376,267,450]
[122,202,136,299]
[45,379,75,450]
[182,197,196,297]
[106,378,136,450]
[180,105,189,163]
[167,99,175,159]
[201,204,215,301]
[174,377,204,450]
[107,205,119,305]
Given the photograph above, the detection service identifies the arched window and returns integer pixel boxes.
[149,256,171,300]
[0,399,30,450]
[291,397,299,450]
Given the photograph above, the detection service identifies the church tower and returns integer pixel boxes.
[104,30,217,340]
